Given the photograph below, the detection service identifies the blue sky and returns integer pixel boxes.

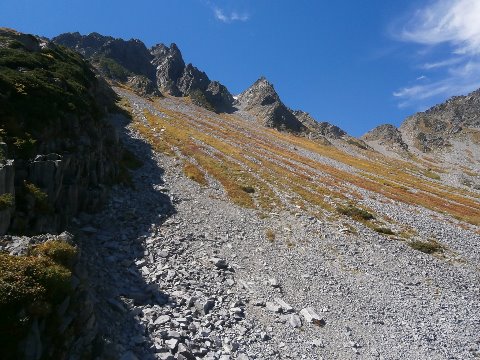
[2,0,480,136]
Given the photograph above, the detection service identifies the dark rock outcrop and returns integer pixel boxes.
[236,77,307,133]
[127,75,161,97]
[205,81,235,113]
[292,110,346,139]
[177,63,210,95]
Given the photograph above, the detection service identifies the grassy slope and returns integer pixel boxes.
[121,90,480,229]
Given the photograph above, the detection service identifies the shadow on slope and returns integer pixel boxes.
[76,113,175,359]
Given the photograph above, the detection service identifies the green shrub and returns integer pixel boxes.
[374,227,395,235]
[409,239,443,254]
[0,251,73,350]
[337,205,375,221]
[0,239,76,353]
[0,32,102,163]
[24,182,52,214]
[0,193,14,210]
[265,229,275,242]
[241,185,255,194]
[423,169,441,180]
[29,241,77,269]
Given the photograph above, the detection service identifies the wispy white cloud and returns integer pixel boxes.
[421,57,462,69]
[394,60,480,108]
[399,0,480,55]
[392,0,480,109]
[213,7,249,23]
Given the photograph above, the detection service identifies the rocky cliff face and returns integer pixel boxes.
[0,28,123,235]
[151,43,185,96]
[236,77,307,133]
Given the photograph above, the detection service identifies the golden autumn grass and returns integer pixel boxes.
[125,93,480,226]
[183,161,208,186]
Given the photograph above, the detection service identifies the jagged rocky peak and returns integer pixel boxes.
[362,124,408,151]
[399,87,480,152]
[292,110,346,139]
[236,76,280,109]
[151,43,185,96]
[237,77,307,133]
[151,43,234,112]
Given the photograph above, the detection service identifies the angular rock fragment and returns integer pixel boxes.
[265,302,282,313]
[210,257,228,269]
[274,298,293,313]
[287,314,302,328]
[300,307,326,326]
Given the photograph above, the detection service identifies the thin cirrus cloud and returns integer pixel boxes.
[213,7,249,23]
[392,0,480,109]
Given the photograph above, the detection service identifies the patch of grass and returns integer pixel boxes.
[0,34,100,145]
[183,161,207,186]
[0,193,14,211]
[374,227,395,235]
[423,169,441,180]
[409,239,444,254]
[128,92,480,226]
[265,229,275,242]
[337,205,375,221]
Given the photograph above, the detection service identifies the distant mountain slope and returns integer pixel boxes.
[361,89,480,189]
[400,88,480,152]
